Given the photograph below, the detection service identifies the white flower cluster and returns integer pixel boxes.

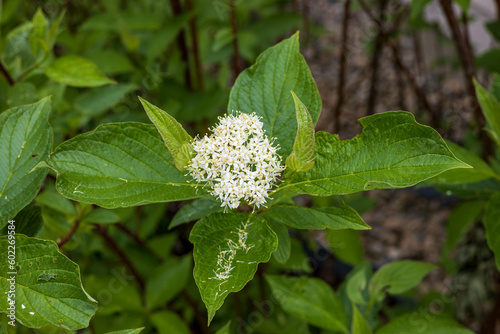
[188,112,284,210]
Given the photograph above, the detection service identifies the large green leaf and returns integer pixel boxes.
[48,122,200,208]
[375,313,474,334]
[265,203,370,230]
[189,213,277,323]
[45,55,116,87]
[484,193,500,271]
[0,235,97,329]
[228,32,321,157]
[279,112,469,196]
[474,79,500,148]
[352,303,372,334]
[0,98,52,227]
[370,260,436,301]
[265,275,348,333]
[150,311,190,334]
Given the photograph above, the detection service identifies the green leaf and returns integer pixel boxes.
[410,0,432,21]
[265,275,348,333]
[0,235,97,329]
[189,213,277,323]
[453,0,470,12]
[228,32,321,157]
[215,321,231,334]
[280,112,469,196]
[48,122,201,208]
[486,21,500,42]
[352,303,372,334]
[476,49,500,75]
[1,206,43,237]
[484,193,500,271]
[170,198,223,229]
[375,313,474,334]
[370,260,436,300]
[105,328,144,334]
[326,229,364,266]
[474,79,500,148]
[81,208,120,224]
[36,186,75,216]
[139,97,193,160]
[285,91,316,174]
[0,97,52,227]
[443,200,486,256]
[492,73,500,102]
[425,141,497,186]
[150,311,190,334]
[265,203,370,230]
[346,263,372,305]
[45,55,116,87]
[266,216,291,264]
[146,255,192,310]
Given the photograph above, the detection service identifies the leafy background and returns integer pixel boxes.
[0,0,500,333]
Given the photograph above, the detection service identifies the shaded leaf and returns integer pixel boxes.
[375,313,474,334]
[1,206,43,237]
[0,98,52,227]
[170,198,223,230]
[474,79,500,148]
[370,260,436,300]
[45,55,116,87]
[265,203,370,230]
[265,275,348,332]
[484,193,500,271]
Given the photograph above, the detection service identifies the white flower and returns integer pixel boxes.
[187,112,284,210]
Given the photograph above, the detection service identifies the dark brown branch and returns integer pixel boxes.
[229,0,241,80]
[114,222,163,261]
[169,0,193,90]
[496,0,500,20]
[366,0,388,116]
[185,0,204,90]
[93,224,146,293]
[181,291,212,334]
[333,0,351,133]
[357,0,439,128]
[57,220,80,248]
[0,59,14,86]
[438,0,482,123]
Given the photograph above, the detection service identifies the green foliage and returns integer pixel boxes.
[0,235,97,329]
[0,3,481,331]
[189,213,277,323]
[0,98,52,226]
[265,203,370,230]
[45,55,116,87]
[370,261,436,301]
[375,313,474,334]
[474,79,500,148]
[484,193,500,270]
[47,122,200,208]
[281,112,468,196]
[265,275,348,332]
